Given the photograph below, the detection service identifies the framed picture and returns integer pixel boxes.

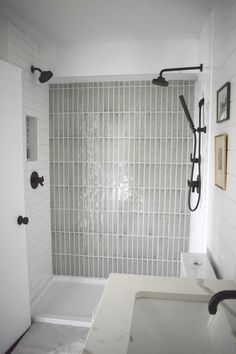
[215,134,227,190]
[217,82,230,123]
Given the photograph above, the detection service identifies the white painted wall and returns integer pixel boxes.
[7,22,52,306]
[196,0,236,279]
[41,39,199,78]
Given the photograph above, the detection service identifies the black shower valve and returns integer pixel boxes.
[31,171,44,189]
[188,178,200,194]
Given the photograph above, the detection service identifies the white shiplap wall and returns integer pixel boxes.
[198,0,236,279]
[189,14,212,254]
[8,23,52,305]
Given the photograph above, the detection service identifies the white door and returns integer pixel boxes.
[0,60,31,354]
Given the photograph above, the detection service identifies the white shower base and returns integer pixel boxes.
[32,276,107,327]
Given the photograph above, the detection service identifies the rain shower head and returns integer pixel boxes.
[31,65,53,83]
[152,64,203,87]
[152,75,168,87]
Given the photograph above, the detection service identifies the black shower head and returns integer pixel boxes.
[152,64,203,88]
[31,65,53,83]
[39,70,53,83]
[152,75,169,87]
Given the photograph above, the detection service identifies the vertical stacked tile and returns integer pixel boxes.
[50,80,194,278]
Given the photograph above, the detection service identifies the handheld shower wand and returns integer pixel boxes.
[179,95,196,133]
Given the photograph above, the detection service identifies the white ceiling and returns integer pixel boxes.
[0,0,216,45]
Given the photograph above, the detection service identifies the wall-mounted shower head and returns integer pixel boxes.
[152,64,203,87]
[31,65,53,83]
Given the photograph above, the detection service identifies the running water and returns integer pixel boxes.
[207,314,215,329]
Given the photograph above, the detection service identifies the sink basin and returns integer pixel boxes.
[127,296,236,354]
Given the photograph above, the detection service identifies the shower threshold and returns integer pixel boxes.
[32,276,107,327]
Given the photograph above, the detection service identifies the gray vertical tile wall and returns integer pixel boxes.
[49,80,194,278]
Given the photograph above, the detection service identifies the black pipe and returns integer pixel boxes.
[209,290,236,314]
[31,66,43,74]
[159,64,203,78]
[152,64,203,87]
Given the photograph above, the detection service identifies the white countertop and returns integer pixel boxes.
[82,274,236,354]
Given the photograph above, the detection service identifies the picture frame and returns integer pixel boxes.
[217,82,230,123]
[215,134,227,190]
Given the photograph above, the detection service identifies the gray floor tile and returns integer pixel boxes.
[12,322,89,354]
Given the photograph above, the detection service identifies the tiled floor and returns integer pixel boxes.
[12,322,89,354]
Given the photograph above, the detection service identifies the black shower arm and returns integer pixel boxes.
[31,66,43,74]
[159,64,203,78]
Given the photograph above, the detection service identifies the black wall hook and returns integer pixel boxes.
[31,171,44,189]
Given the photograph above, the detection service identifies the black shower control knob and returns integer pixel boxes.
[31,171,44,189]
[17,216,29,225]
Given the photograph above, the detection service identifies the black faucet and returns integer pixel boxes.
[208,290,236,314]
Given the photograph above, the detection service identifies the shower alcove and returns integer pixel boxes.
[33,78,195,326]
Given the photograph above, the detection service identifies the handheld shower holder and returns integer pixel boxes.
[190,154,200,163]
[188,176,201,194]
[196,126,207,133]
